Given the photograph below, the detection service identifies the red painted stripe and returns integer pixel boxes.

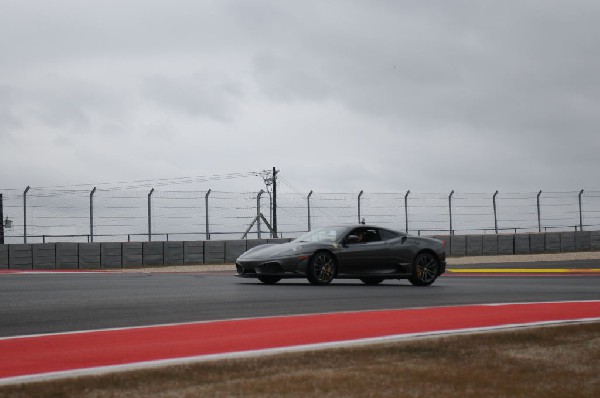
[1,301,599,379]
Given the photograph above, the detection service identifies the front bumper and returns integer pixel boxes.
[235,256,310,278]
[236,261,284,276]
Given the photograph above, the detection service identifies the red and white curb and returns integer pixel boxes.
[1,301,599,385]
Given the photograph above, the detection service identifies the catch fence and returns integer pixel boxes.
[1,188,600,244]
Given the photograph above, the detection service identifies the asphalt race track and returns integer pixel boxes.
[1,260,599,338]
[1,260,600,384]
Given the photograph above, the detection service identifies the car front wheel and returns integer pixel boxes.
[409,252,439,286]
[307,251,336,285]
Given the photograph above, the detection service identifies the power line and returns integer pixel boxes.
[278,176,308,198]
[11,171,262,190]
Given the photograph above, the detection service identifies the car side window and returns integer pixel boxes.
[363,228,381,243]
[347,228,383,244]
[379,229,399,241]
[347,228,366,244]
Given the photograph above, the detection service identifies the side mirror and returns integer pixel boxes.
[401,236,408,244]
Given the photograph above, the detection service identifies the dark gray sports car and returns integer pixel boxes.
[236,225,446,286]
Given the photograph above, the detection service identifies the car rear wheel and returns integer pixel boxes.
[257,275,282,285]
[360,277,385,285]
[409,252,439,286]
[307,251,336,285]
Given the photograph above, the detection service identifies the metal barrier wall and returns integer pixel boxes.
[1,231,600,270]
[0,238,291,269]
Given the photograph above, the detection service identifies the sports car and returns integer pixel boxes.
[235,225,446,286]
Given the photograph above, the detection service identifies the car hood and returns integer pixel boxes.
[238,241,334,260]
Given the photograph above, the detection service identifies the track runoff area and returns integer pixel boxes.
[1,260,600,385]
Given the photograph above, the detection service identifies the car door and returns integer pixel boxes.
[337,227,394,275]
[386,231,418,273]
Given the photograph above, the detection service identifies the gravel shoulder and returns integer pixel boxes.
[122,251,600,273]
[447,251,600,265]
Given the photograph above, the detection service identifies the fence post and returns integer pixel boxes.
[257,190,264,239]
[404,190,410,233]
[90,187,97,243]
[307,190,313,231]
[23,186,30,243]
[578,189,584,231]
[493,190,499,234]
[205,189,211,240]
[358,190,364,224]
[0,193,4,244]
[272,167,278,238]
[537,190,542,233]
[448,190,454,235]
[148,188,154,242]
[0,193,3,245]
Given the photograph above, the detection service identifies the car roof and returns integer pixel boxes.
[325,224,400,232]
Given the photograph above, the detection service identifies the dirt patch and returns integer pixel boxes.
[120,263,236,273]
[447,251,600,265]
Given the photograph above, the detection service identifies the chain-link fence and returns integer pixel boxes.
[2,188,600,243]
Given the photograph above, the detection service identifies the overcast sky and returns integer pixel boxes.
[1,0,599,194]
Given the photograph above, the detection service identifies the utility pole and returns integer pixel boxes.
[272,167,278,238]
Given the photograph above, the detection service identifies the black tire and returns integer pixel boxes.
[409,252,439,286]
[307,251,336,285]
[257,275,282,285]
[360,277,385,285]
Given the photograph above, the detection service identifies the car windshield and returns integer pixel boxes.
[293,227,348,243]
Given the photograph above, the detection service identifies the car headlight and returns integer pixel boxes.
[276,246,300,256]
[277,246,313,259]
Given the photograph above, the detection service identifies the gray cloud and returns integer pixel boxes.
[142,73,243,122]
[0,0,599,192]
[0,85,22,138]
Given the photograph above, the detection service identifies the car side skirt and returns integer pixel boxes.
[236,272,414,279]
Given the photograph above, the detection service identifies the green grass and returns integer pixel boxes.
[2,322,599,397]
